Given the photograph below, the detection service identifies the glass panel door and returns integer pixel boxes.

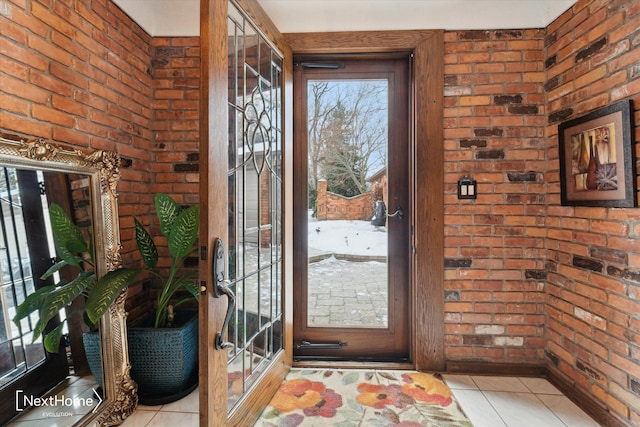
[293,56,411,361]
[306,79,390,329]
[227,1,283,410]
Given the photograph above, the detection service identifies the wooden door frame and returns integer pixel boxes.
[292,56,412,361]
[285,30,445,371]
[200,0,294,425]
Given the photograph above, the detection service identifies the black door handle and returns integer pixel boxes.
[212,238,235,350]
[387,206,404,221]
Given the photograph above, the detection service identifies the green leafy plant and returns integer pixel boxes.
[134,193,199,328]
[13,204,139,353]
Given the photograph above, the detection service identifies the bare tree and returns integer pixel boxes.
[307,80,387,198]
[308,81,339,193]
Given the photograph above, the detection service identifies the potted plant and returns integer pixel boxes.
[12,203,139,354]
[128,193,200,404]
[13,193,200,405]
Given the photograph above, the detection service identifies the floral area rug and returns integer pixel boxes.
[254,369,473,427]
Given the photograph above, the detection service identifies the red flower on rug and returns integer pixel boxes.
[356,383,412,409]
[303,387,342,417]
[270,378,342,417]
[400,372,453,406]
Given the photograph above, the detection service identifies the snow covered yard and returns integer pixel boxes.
[308,216,387,257]
[238,217,389,327]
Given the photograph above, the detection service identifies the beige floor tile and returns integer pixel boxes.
[160,388,199,413]
[120,409,157,427]
[443,374,479,390]
[471,375,529,392]
[482,391,566,427]
[449,388,507,427]
[146,411,199,427]
[118,374,602,427]
[519,377,562,394]
[537,393,601,427]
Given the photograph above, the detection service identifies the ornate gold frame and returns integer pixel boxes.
[0,134,137,426]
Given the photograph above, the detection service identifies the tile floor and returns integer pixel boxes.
[8,376,100,427]
[120,374,601,427]
[442,374,601,427]
[121,388,200,427]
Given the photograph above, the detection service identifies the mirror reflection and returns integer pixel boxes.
[0,166,101,426]
[0,134,137,425]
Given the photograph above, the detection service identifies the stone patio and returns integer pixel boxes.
[307,256,388,328]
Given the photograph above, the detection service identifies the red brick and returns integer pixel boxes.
[30,2,74,38]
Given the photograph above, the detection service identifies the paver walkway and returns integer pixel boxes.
[307,256,388,328]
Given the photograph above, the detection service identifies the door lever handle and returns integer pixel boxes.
[211,238,235,350]
[215,280,235,350]
[387,206,404,221]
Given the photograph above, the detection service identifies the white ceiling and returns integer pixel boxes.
[113,0,577,37]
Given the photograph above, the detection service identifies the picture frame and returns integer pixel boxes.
[558,99,635,207]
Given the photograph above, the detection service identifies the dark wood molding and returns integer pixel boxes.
[546,367,629,427]
[286,29,445,371]
[445,360,547,377]
[413,30,445,372]
[444,361,628,427]
[285,30,441,54]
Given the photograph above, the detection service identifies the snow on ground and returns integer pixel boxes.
[308,213,387,257]
[307,214,389,327]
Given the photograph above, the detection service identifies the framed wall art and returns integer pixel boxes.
[558,99,635,207]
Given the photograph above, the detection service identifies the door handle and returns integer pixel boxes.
[387,206,404,221]
[212,238,235,350]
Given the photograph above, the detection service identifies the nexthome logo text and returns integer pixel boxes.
[15,389,102,415]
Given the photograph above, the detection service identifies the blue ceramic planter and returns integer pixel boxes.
[84,310,198,405]
[128,310,198,405]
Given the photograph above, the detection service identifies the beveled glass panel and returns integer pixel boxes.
[227,1,284,413]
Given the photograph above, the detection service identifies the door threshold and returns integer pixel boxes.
[293,359,414,370]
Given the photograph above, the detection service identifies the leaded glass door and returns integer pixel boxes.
[199,0,290,424]
[226,0,284,411]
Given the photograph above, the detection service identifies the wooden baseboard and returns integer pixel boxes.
[444,360,629,427]
[445,360,546,377]
[292,360,415,370]
[545,367,628,427]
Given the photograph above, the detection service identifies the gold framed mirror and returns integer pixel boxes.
[0,133,137,426]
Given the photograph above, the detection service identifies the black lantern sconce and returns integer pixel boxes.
[457,176,477,200]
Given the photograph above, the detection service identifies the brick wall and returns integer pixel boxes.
[0,0,200,320]
[2,0,639,424]
[145,37,200,274]
[0,0,154,319]
[444,3,640,423]
[150,37,200,205]
[443,29,548,363]
[316,179,374,221]
[545,1,640,425]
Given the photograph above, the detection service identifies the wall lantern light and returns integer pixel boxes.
[457,176,477,200]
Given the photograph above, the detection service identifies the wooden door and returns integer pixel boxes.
[285,30,444,371]
[293,56,411,361]
[199,0,293,425]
